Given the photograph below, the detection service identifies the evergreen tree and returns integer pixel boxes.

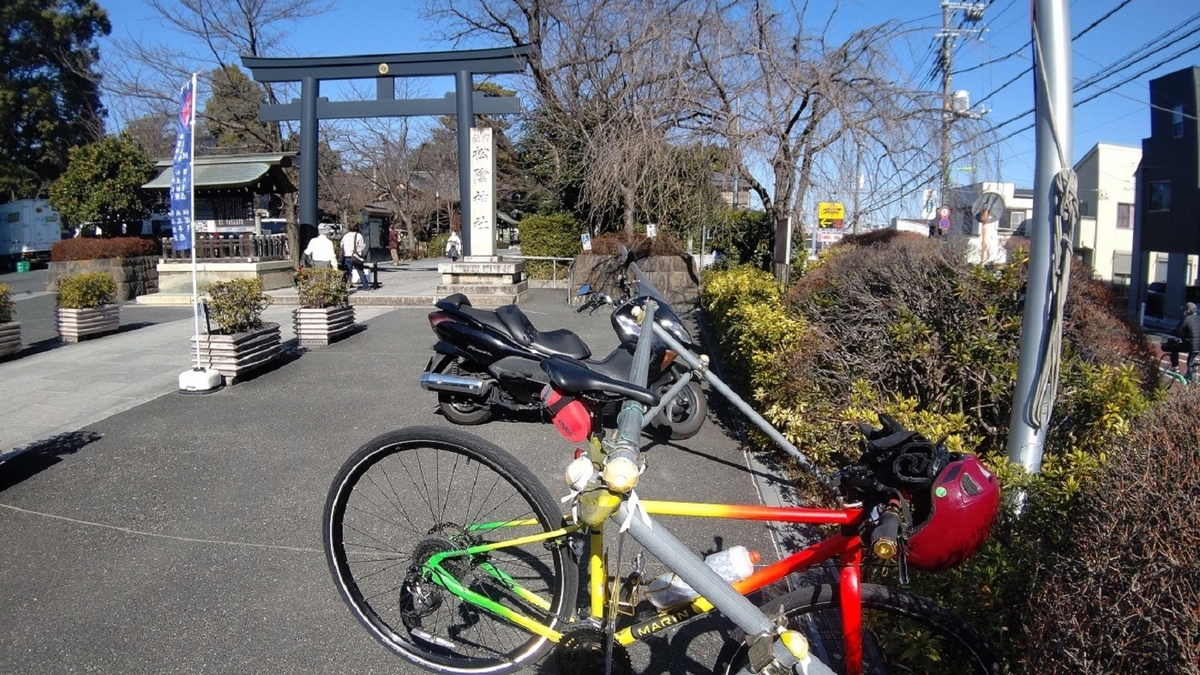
[0,0,111,199]
[49,134,158,237]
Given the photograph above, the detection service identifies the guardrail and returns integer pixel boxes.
[159,233,290,262]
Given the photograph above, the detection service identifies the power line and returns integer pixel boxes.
[966,0,1143,105]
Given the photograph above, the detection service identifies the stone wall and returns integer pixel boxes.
[46,256,160,304]
[156,260,296,294]
[571,254,700,310]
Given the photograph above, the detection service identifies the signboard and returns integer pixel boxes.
[468,127,496,257]
[646,222,657,238]
[817,231,844,243]
[937,205,951,220]
[581,233,592,251]
[938,218,951,231]
[921,189,938,220]
[817,202,845,229]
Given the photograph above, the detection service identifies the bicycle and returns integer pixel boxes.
[323,299,1000,675]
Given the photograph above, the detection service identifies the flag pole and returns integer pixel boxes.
[189,72,201,369]
[177,72,221,393]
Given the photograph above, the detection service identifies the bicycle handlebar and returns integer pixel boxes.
[870,504,902,560]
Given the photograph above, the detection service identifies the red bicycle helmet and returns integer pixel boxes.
[904,454,1000,572]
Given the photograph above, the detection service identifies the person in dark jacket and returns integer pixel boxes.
[1165,302,1200,379]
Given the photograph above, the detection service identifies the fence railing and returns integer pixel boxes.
[159,233,290,262]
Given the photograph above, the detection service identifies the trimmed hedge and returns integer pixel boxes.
[700,234,1162,673]
[52,237,157,262]
[518,213,581,279]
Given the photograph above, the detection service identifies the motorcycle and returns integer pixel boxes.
[419,247,707,439]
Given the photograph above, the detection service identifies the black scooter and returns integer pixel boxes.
[419,255,706,439]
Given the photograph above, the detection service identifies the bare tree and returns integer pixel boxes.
[426,0,707,237]
[679,1,946,279]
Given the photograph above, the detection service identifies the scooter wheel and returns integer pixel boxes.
[438,392,493,425]
[652,379,707,440]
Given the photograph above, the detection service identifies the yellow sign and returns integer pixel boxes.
[817,202,845,229]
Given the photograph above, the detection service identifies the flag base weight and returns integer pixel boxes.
[178,367,223,394]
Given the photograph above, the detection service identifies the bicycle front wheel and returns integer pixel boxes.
[715,583,998,675]
[324,426,578,675]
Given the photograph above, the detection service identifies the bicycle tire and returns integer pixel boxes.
[714,583,998,675]
[323,426,578,675]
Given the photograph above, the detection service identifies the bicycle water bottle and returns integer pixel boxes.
[644,546,761,609]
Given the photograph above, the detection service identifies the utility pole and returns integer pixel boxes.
[1007,0,1073,473]
[937,2,988,228]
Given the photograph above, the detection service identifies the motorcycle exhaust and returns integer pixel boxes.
[420,372,492,396]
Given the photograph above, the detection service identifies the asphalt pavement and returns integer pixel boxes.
[0,261,795,674]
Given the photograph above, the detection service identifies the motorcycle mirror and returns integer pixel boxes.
[577,284,592,296]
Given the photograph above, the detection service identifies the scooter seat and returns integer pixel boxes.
[541,356,660,407]
[496,305,591,360]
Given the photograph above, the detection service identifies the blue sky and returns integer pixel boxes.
[97,0,1200,194]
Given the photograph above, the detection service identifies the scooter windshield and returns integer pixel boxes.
[617,243,666,304]
[613,243,692,349]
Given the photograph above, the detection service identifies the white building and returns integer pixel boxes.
[1073,142,1140,285]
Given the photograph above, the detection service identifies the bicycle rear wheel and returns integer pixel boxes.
[715,583,998,675]
[324,426,578,675]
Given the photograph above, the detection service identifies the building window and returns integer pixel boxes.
[1173,104,1185,138]
[1116,203,1133,229]
[1079,201,1089,217]
[1009,211,1025,229]
[1149,181,1171,212]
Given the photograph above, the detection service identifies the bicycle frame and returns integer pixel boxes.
[415,298,842,675]
[422,498,866,648]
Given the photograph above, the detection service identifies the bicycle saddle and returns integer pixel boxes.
[496,305,591,360]
[540,355,660,407]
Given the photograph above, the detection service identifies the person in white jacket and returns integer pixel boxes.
[341,222,370,291]
[445,230,462,261]
[303,225,337,268]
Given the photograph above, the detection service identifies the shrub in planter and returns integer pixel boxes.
[0,284,14,323]
[293,267,355,346]
[0,283,18,357]
[206,278,271,335]
[296,266,349,309]
[57,271,117,309]
[195,278,280,382]
[56,271,119,342]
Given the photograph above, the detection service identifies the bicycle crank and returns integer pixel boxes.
[554,625,633,675]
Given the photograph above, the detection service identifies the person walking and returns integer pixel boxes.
[1166,302,1200,380]
[303,224,338,268]
[341,222,371,292]
[445,229,462,262]
[388,224,401,265]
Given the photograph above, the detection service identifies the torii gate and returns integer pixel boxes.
[242,46,531,257]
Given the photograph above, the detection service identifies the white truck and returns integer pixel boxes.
[0,199,63,269]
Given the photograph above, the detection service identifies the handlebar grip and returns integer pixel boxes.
[576,301,589,313]
[870,508,902,560]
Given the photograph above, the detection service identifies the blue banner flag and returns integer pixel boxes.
[170,78,196,251]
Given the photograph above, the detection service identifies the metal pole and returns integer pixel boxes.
[1006,0,1072,472]
[940,1,953,219]
[299,76,319,231]
[455,70,474,257]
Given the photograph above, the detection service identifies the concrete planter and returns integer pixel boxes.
[293,305,356,346]
[57,305,120,343]
[190,322,282,384]
[0,321,20,358]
